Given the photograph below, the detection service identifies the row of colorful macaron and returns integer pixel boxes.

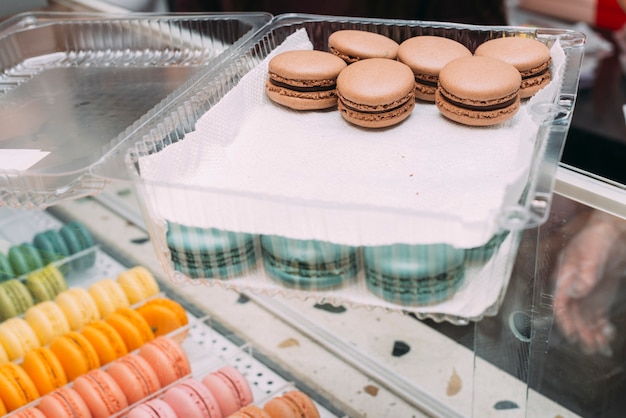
[0,263,159,323]
[0,267,173,366]
[0,295,189,414]
[167,222,507,307]
[2,323,321,418]
[266,29,552,128]
[128,388,321,418]
[0,221,97,282]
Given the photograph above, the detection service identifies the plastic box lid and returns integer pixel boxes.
[0,11,271,208]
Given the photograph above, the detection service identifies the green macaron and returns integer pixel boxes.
[8,243,45,277]
[26,265,68,303]
[0,279,35,321]
[0,252,14,282]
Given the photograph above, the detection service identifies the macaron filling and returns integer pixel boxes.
[268,78,336,92]
[438,88,519,112]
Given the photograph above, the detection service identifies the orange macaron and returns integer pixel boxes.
[136,297,188,338]
[105,307,154,352]
[49,331,101,381]
[81,320,128,365]
[20,346,68,396]
[0,362,40,412]
[264,390,321,418]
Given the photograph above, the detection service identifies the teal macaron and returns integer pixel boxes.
[33,229,70,265]
[363,243,465,306]
[59,221,96,271]
[166,222,257,279]
[8,243,45,277]
[0,252,14,282]
[260,236,357,290]
[0,279,35,321]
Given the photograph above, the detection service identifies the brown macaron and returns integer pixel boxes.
[328,30,399,63]
[474,36,551,99]
[266,50,347,110]
[397,36,472,102]
[435,55,521,127]
[337,58,415,129]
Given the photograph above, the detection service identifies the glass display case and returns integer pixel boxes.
[1,2,625,417]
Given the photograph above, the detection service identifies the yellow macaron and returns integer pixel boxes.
[117,266,160,305]
[81,320,128,365]
[0,362,40,412]
[105,307,154,352]
[55,287,100,330]
[20,346,68,396]
[0,317,40,361]
[24,301,71,346]
[49,331,101,381]
[88,278,130,318]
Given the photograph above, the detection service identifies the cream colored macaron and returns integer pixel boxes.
[55,288,100,330]
[117,266,160,306]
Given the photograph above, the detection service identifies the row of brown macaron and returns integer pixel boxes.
[266,29,552,128]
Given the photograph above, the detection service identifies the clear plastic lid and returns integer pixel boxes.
[0,11,271,208]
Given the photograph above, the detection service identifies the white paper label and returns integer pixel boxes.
[0,149,49,170]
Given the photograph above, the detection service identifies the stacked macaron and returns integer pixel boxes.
[266,29,552,128]
[260,236,358,291]
[127,364,253,418]
[363,243,466,306]
[166,222,258,279]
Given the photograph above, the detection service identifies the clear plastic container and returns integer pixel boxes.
[0,11,272,207]
[1,13,585,322]
[120,14,585,322]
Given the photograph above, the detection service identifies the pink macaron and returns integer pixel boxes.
[73,369,129,418]
[9,407,47,418]
[163,378,223,418]
[127,399,177,418]
[202,366,254,416]
[37,387,92,418]
[138,336,191,387]
[107,354,161,405]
